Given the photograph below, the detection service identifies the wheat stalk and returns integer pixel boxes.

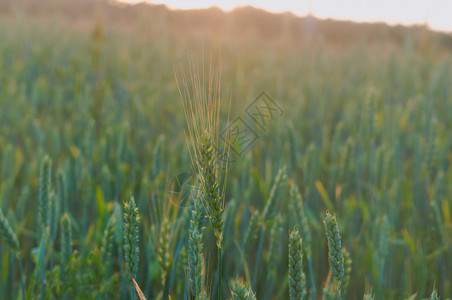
[322,278,336,300]
[38,155,51,232]
[230,278,257,300]
[430,289,439,300]
[288,228,307,300]
[49,192,59,242]
[123,196,140,300]
[59,212,72,298]
[363,290,374,300]
[188,203,207,300]
[378,214,389,291]
[262,166,287,223]
[289,179,315,299]
[267,214,283,281]
[60,213,72,264]
[101,214,116,280]
[190,186,207,235]
[175,52,230,300]
[253,166,287,288]
[0,208,20,252]
[342,247,352,296]
[324,211,344,299]
[36,155,52,300]
[0,208,25,299]
[199,130,224,249]
[157,217,171,287]
[242,210,261,250]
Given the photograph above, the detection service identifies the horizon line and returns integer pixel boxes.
[116,0,452,34]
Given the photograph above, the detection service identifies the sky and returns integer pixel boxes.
[120,0,452,32]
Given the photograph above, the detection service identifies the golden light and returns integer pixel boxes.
[119,0,452,32]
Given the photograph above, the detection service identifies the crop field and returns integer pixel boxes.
[0,1,452,299]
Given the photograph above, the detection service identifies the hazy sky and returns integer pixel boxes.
[121,0,452,32]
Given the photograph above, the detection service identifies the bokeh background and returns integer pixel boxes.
[0,0,452,299]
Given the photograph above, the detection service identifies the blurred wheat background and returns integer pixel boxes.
[0,0,452,299]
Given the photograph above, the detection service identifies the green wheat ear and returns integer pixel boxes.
[123,196,140,279]
[288,180,312,260]
[49,192,59,241]
[197,130,226,300]
[288,179,316,299]
[342,247,352,296]
[59,212,72,296]
[38,155,51,232]
[60,213,72,263]
[430,289,439,300]
[288,228,306,300]
[230,278,257,300]
[322,279,336,300]
[199,130,224,249]
[1,207,25,300]
[188,204,206,300]
[101,214,116,273]
[0,208,20,252]
[262,166,287,223]
[267,214,283,280]
[324,210,344,298]
[242,210,261,249]
[190,187,207,235]
[157,217,171,287]
[363,290,374,300]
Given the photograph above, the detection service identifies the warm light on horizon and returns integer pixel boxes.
[120,0,452,33]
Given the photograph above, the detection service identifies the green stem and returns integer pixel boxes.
[218,247,222,300]
[252,230,265,289]
[308,258,316,300]
[40,233,47,300]
[233,241,251,283]
[17,255,25,300]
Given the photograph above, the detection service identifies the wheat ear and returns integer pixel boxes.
[230,278,257,300]
[188,217,207,299]
[289,228,307,300]
[0,208,20,251]
[0,208,24,299]
[262,166,287,223]
[342,247,352,296]
[289,179,315,299]
[363,290,374,300]
[38,155,51,232]
[199,130,224,249]
[123,196,140,300]
[324,210,344,299]
[60,213,72,263]
[430,289,439,300]
[101,215,116,276]
[157,217,171,287]
[242,210,261,250]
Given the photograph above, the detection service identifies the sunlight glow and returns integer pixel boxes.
[120,0,452,32]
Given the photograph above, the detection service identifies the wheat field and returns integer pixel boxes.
[0,1,452,299]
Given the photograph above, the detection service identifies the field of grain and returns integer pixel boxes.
[0,1,452,299]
